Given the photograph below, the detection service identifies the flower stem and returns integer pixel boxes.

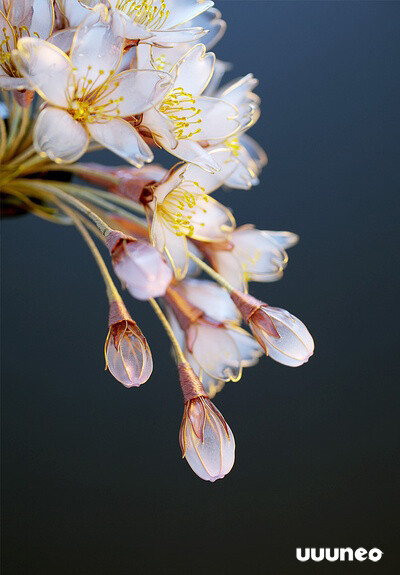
[148,298,187,364]
[188,251,235,293]
[51,197,123,305]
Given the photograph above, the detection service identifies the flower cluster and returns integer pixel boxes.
[0,0,314,482]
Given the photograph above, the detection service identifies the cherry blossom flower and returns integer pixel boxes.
[143,149,238,278]
[201,225,299,292]
[13,6,173,164]
[0,0,54,90]
[141,43,241,171]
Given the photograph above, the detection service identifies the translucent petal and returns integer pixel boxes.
[14,37,72,106]
[251,307,314,367]
[113,241,172,300]
[70,5,123,90]
[30,0,54,39]
[34,106,88,163]
[0,75,27,89]
[183,147,238,193]
[179,278,239,323]
[163,138,220,172]
[162,226,189,280]
[165,0,214,28]
[57,0,89,27]
[172,43,215,96]
[106,330,153,387]
[190,7,226,50]
[191,324,242,381]
[183,401,235,482]
[88,118,153,167]
[210,249,246,292]
[142,107,178,150]
[227,326,263,367]
[189,195,235,241]
[101,69,172,117]
[147,27,206,46]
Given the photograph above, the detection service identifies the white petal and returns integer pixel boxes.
[190,195,235,241]
[14,37,72,106]
[161,225,189,280]
[190,7,225,50]
[30,0,54,39]
[57,0,89,27]
[263,231,299,250]
[47,28,75,52]
[70,5,123,90]
[142,107,177,149]
[101,69,172,117]
[172,44,215,96]
[191,324,242,382]
[163,138,220,172]
[0,75,28,89]
[203,58,232,96]
[34,106,88,163]
[183,96,240,141]
[227,326,263,367]
[88,118,153,167]
[209,250,246,292]
[164,0,214,29]
[179,278,239,323]
[147,27,206,46]
[0,10,15,52]
[183,147,238,193]
[240,133,268,170]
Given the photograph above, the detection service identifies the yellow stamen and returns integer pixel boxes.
[160,87,202,140]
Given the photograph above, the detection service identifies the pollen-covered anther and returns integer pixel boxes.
[160,87,202,140]
[116,0,170,30]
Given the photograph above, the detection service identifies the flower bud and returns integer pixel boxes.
[231,290,314,367]
[105,301,153,387]
[106,230,172,300]
[178,363,235,482]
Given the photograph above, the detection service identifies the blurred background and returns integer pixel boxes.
[2,1,399,573]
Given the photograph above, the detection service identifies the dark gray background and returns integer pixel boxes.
[2,1,399,573]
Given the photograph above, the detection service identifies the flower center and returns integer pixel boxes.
[158,182,208,237]
[67,67,124,123]
[160,87,202,140]
[115,0,169,30]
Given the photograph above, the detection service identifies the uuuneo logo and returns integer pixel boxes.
[296,547,383,562]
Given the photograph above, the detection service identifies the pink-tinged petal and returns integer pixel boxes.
[6,0,33,28]
[191,324,242,382]
[34,106,88,163]
[165,0,214,28]
[179,278,239,323]
[88,118,153,167]
[227,326,263,367]
[99,69,172,117]
[70,5,123,89]
[172,44,215,96]
[183,147,238,193]
[14,38,72,106]
[164,139,220,172]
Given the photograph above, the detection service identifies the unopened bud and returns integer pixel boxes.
[178,363,235,482]
[106,230,172,300]
[231,290,314,367]
[105,301,153,387]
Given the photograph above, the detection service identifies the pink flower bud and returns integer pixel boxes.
[178,363,235,482]
[105,301,153,387]
[106,231,172,300]
[231,290,314,367]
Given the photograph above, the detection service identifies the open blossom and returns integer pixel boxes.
[106,230,172,300]
[0,0,54,90]
[166,281,262,382]
[105,300,153,386]
[58,0,214,46]
[201,225,299,292]
[13,6,172,164]
[142,43,241,171]
[143,149,237,279]
[231,291,314,367]
[178,362,235,481]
